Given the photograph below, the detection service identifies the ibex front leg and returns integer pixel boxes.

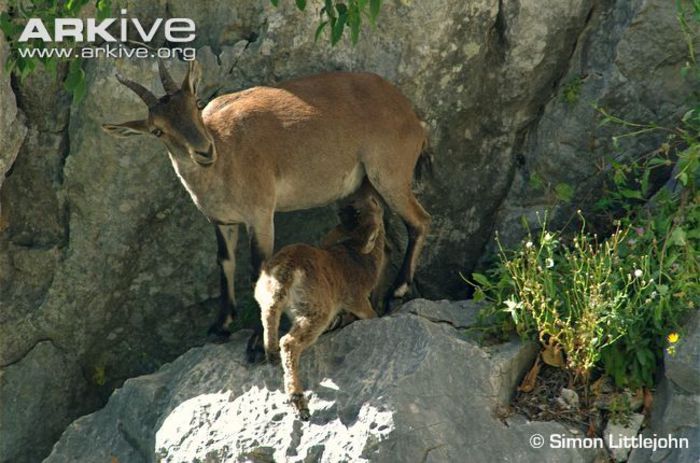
[246,213,275,363]
[208,223,239,339]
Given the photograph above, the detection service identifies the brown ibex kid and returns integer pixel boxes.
[254,189,385,420]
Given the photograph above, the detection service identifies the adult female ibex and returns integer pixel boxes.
[103,60,430,361]
[255,187,385,420]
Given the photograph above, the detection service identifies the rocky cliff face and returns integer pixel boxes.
[0,0,695,461]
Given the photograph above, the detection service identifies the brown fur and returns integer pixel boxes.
[254,190,384,420]
[103,61,430,345]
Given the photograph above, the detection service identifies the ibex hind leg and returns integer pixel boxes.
[256,266,294,365]
[366,175,430,311]
[280,312,328,421]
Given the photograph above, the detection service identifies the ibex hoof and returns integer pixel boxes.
[207,324,231,342]
[266,350,281,365]
[245,332,266,364]
[290,393,310,421]
[326,313,344,332]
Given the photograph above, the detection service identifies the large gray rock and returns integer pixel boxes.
[46,301,600,463]
[627,378,700,463]
[493,0,698,248]
[627,312,700,463]
[665,312,700,395]
[0,341,94,463]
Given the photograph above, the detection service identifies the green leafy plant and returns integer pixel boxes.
[92,364,107,386]
[608,393,633,426]
[471,103,699,389]
[561,75,584,105]
[473,215,655,385]
[270,0,382,45]
[596,111,699,387]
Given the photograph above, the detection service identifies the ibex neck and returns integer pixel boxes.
[167,151,216,214]
[337,234,385,282]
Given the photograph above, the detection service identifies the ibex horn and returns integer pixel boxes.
[158,59,179,95]
[115,73,158,107]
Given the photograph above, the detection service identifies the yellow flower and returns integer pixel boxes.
[667,332,680,344]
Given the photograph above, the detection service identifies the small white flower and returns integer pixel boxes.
[545,258,554,268]
[633,269,643,278]
[651,291,658,299]
[525,241,534,249]
[504,298,522,312]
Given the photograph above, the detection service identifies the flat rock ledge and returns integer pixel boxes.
[46,300,603,463]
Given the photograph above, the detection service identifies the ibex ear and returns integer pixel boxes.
[101,120,149,138]
[182,60,202,95]
[360,226,380,254]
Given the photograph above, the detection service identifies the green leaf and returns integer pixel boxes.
[331,5,348,45]
[295,0,307,10]
[324,0,336,18]
[647,157,671,167]
[72,72,87,103]
[369,0,381,24]
[0,12,16,38]
[669,227,687,247]
[44,57,57,78]
[335,3,348,15]
[270,0,279,6]
[348,2,361,45]
[620,189,643,200]
[677,171,689,186]
[554,182,574,202]
[64,59,86,103]
[682,109,695,123]
[96,0,112,21]
[472,273,490,287]
[314,20,328,42]
[636,349,649,368]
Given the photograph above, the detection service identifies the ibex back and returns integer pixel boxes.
[103,61,431,362]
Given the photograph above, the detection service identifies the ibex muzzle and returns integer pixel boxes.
[102,60,431,362]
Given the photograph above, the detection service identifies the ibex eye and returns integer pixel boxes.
[151,128,163,137]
